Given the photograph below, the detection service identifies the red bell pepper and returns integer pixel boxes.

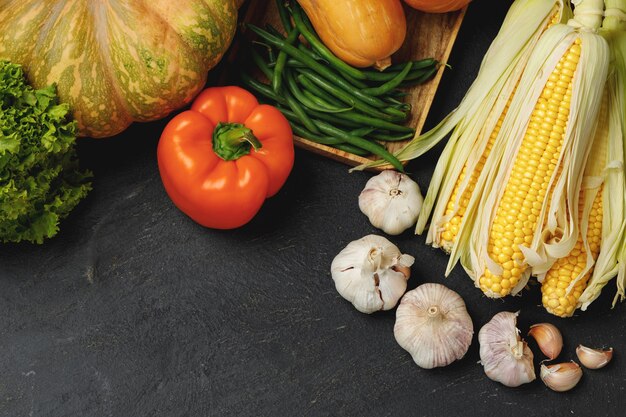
[157,86,294,229]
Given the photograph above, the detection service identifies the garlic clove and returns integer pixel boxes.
[528,323,563,360]
[478,311,535,387]
[576,345,613,369]
[540,362,583,392]
[394,283,473,369]
[358,170,423,235]
[331,235,415,314]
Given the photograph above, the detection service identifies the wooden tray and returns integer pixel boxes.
[228,1,466,170]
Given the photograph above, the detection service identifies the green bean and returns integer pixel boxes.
[240,72,287,105]
[241,72,358,129]
[290,4,367,81]
[297,75,348,108]
[245,24,392,109]
[361,58,437,82]
[268,59,306,69]
[293,43,368,89]
[368,131,416,142]
[296,45,326,64]
[335,144,371,156]
[385,58,438,73]
[403,66,438,82]
[384,96,408,106]
[250,48,274,80]
[282,102,405,169]
[338,69,369,89]
[399,65,438,88]
[296,70,406,122]
[303,108,362,129]
[278,110,369,156]
[314,120,405,172]
[287,120,344,145]
[284,88,319,134]
[264,24,285,39]
[363,62,412,96]
[301,89,349,111]
[331,111,413,132]
[284,68,352,113]
[273,26,300,92]
[386,90,410,98]
[302,98,414,132]
[290,103,363,129]
[276,0,293,33]
[243,64,320,134]
[252,40,277,64]
[350,127,376,137]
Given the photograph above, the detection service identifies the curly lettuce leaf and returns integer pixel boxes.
[0,60,92,244]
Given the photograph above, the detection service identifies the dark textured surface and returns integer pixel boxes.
[1,1,625,416]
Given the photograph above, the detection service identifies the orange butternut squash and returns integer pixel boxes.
[297,0,406,70]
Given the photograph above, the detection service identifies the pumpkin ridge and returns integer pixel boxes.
[88,1,134,131]
[135,0,210,111]
[136,0,206,69]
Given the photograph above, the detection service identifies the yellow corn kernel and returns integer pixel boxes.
[542,187,603,317]
[478,39,582,297]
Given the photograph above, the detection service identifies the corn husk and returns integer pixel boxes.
[579,1,626,309]
[467,2,610,297]
[351,0,571,173]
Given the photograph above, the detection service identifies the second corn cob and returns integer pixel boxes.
[468,0,610,298]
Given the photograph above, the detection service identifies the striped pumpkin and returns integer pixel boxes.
[0,0,238,138]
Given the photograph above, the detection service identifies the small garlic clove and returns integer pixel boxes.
[394,283,473,369]
[540,362,583,392]
[358,170,423,235]
[576,345,613,369]
[528,323,563,360]
[478,311,536,387]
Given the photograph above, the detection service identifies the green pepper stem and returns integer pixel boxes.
[212,122,262,161]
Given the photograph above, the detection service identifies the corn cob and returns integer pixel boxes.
[479,40,581,297]
[542,187,603,316]
[468,0,609,298]
[437,11,563,254]
[408,0,571,278]
[541,94,609,317]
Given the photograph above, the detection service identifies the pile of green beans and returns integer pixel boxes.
[239,0,439,171]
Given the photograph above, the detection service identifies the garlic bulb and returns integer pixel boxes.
[359,170,423,235]
[576,345,613,369]
[478,311,535,387]
[331,235,415,314]
[540,362,583,392]
[394,283,473,369]
[528,323,563,360]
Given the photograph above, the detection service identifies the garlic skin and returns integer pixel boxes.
[576,345,613,369]
[540,362,583,392]
[478,311,536,387]
[528,323,563,360]
[331,235,415,314]
[394,283,473,369]
[359,170,423,235]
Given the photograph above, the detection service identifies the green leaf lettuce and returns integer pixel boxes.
[0,60,92,244]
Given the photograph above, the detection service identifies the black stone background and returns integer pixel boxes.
[1,1,625,416]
